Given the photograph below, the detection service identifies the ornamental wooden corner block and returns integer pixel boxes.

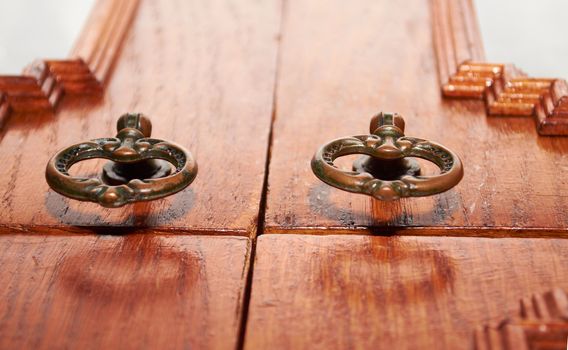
[432,0,568,136]
[0,0,139,126]
[475,289,568,350]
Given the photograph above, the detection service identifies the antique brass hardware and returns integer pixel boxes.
[311,112,463,201]
[46,113,197,208]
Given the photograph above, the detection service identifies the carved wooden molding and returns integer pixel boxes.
[475,289,568,350]
[0,0,139,123]
[432,0,568,136]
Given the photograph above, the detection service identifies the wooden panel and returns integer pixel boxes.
[0,0,281,235]
[265,0,568,235]
[245,235,568,350]
[0,234,250,350]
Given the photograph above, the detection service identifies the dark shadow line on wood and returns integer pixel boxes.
[264,226,568,239]
[236,0,287,348]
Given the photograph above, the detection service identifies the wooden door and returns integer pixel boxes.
[0,0,279,348]
[0,0,567,349]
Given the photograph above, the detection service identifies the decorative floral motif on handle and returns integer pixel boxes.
[311,112,463,201]
[45,113,197,208]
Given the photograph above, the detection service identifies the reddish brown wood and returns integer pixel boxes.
[70,0,140,84]
[0,93,8,122]
[244,235,568,350]
[23,59,101,108]
[0,234,250,349]
[0,76,51,114]
[431,0,485,88]
[264,0,568,236]
[1,1,568,349]
[0,0,139,126]
[0,0,280,236]
[432,0,568,136]
[475,289,568,350]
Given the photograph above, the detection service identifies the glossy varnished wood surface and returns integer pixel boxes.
[244,235,568,349]
[264,0,568,235]
[0,234,250,350]
[0,0,280,235]
[1,0,568,349]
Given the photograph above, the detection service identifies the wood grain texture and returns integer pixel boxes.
[432,0,568,136]
[476,289,568,350]
[70,0,140,84]
[264,0,568,236]
[0,234,250,350]
[0,0,281,236]
[244,235,568,350]
[431,0,485,88]
[0,0,139,124]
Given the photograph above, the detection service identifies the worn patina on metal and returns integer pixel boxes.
[46,113,197,208]
[311,112,463,201]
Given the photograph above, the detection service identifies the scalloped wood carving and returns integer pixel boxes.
[432,0,568,136]
[0,0,139,125]
[475,289,568,350]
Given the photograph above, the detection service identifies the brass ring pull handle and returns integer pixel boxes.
[311,112,463,201]
[46,113,197,208]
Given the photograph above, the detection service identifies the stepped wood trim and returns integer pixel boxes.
[0,0,140,124]
[475,289,568,350]
[432,0,568,136]
[70,0,140,84]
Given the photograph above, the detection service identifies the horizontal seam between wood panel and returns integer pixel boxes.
[263,225,568,238]
[0,225,250,237]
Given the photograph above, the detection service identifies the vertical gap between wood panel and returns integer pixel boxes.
[235,1,287,349]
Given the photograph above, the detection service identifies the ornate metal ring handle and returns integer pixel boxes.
[311,113,463,201]
[46,113,197,208]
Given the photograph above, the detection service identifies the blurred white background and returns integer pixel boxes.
[0,0,94,74]
[475,0,568,79]
[0,1,566,78]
